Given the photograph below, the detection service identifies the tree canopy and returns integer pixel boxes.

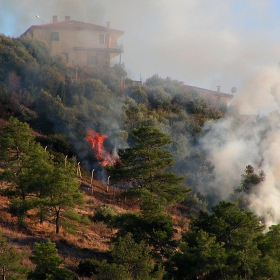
[28,239,78,280]
[107,126,190,205]
[0,117,84,233]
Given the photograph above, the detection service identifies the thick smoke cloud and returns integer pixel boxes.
[199,65,280,227]
[2,0,280,92]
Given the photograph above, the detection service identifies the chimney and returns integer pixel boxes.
[53,15,58,22]
[217,86,221,93]
[107,21,110,28]
[65,16,71,21]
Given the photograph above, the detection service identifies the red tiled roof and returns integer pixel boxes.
[27,20,123,34]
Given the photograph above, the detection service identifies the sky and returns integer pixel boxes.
[2,0,280,96]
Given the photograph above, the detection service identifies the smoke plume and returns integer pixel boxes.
[199,65,280,227]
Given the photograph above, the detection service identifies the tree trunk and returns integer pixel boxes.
[2,266,5,280]
[55,210,60,234]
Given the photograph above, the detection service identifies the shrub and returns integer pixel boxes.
[78,258,101,277]
[92,204,119,224]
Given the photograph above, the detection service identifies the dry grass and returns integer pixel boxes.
[0,175,135,273]
[0,171,187,278]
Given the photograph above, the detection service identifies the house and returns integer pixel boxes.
[183,85,234,104]
[22,16,124,68]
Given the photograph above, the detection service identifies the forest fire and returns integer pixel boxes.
[86,130,117,167]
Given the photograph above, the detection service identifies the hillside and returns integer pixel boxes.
[0,161,141,276]
[0,34,220,279]
[2,34,280,280]
[0,141,187,279]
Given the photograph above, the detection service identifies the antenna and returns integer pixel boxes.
[231,87,237,94]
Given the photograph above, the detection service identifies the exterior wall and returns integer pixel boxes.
[27,23,122,68]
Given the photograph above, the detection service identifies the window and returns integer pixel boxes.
[88,56,97,65]
[99,34,105,44]
[51,32,59,41]
[105,35,109,44]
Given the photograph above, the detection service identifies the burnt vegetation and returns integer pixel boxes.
[0,34,278,279]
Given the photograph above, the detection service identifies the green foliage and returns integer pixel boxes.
[192,201,264,249]
[111,212,142,237]
[29,239,62,274]
[175,149,215,191]
[256,224,280,279]
[20,34,52,65]
[0,117,84,233]
[181,192,208,216]
[123,99,150,129]
[28,239,77,280]
[61,210,90,234]
[238,165,265,194]
[232,165,265,209]
[98,262,129,280]
[36,133,72,155]
[45,160,84,233]
[168,201,265,279]
[0,117,49,224]
[57,82,66,105]
[108,126,189,205]
[126,85,148,104]
[83,78,109,101]
[78,258,101,277]
[0,116,35,163]
[98,63,126,92]
[259,224,280,260]
[33,91,74,135]
[112,233,153,277]
[168,230,226,280]
[0,35,35,83]
[112,197,176,259]
[0,231,29,280]
[0,34,65,101]
[112,63,127,79]
[99,233,164,280]
[145,75,181,88]
[93,204,119,224]
[146,86,172,110]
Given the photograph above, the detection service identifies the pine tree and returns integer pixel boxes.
[28,239,77,280]
[0,232,28,280]
[107,126,190,205]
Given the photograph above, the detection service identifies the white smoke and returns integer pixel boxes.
[200,65,280,226]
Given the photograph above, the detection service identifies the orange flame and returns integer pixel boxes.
[86,130,117,167]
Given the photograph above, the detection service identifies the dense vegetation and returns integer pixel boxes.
[0,33,279,279]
